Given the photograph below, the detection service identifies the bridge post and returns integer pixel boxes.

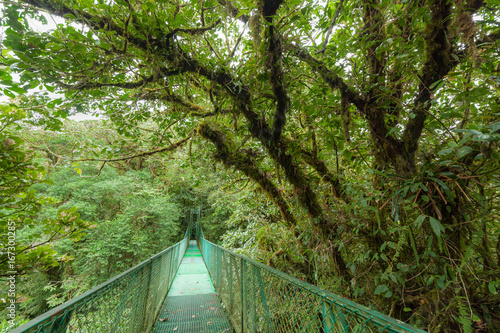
[137,261,154,332]
[256,266,273,331]
[321,301,349,333]
[240,257,244,333]
[216,248,221,289]
[229,259,233,316]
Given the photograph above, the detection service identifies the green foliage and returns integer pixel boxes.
[0,107,90,328]
[17,165,182,313]
[2,0,500,331]
[0,105,43,226]
[0,108,88,269]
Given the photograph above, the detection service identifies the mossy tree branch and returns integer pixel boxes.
[258,0,290,144]
[55,68,186,91]
[403,0,453,162]
[288,44,366,110]
[20,0,346,279]
[197,123,297,226]
[71,134,192,162]
[290,0,464,176]
[299,149,350,204]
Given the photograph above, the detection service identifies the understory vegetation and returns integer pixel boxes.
[1,0,499,331]
[0,118,233,327]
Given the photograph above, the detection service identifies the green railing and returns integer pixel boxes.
[13,213,426,333]
[197,231,425,332]
[12,237,189,333]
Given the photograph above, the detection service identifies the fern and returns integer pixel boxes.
[457,296,473,333]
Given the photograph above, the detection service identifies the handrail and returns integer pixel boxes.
[12,213,426,333]
[197,230,426,333]
[12,237,189,333]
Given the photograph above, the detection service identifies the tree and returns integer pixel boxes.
[2,0,499,330]
[0,118,192,325]
[0,106,89,276]
[0,106,89,329]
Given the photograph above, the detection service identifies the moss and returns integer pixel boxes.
[197,123,297,226]
[455,0,479,63]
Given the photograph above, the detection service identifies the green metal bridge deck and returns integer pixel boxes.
[12,216,426,333]
[152,241,232,332]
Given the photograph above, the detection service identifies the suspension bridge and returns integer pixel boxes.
[12,214,426,333]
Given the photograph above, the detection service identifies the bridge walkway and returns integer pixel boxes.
[152,240,232,333]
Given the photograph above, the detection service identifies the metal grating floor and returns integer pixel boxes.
[152,241,233,333]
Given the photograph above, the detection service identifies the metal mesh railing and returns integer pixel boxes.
[12,214,425,333]
[197,234,425,333]
[12,237,189,333]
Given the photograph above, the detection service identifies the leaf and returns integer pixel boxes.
[7,85,26,94]
[436,275,446,289]
[415,214,426,228]
[75,104,85,112]
[431,178,454,202]
[374,284,389,295]
[429,217,444,237]
[47,98,63,108]
[429,79,442,89]
[391,190,402,222]
[438,148,453,156]
[235,9,250,19]
[3,88,16,98]
[488,281,497,295]
[159,318,168,322]
[487,121,500,133]
[456,146,473,159]
[426,276,435,286]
